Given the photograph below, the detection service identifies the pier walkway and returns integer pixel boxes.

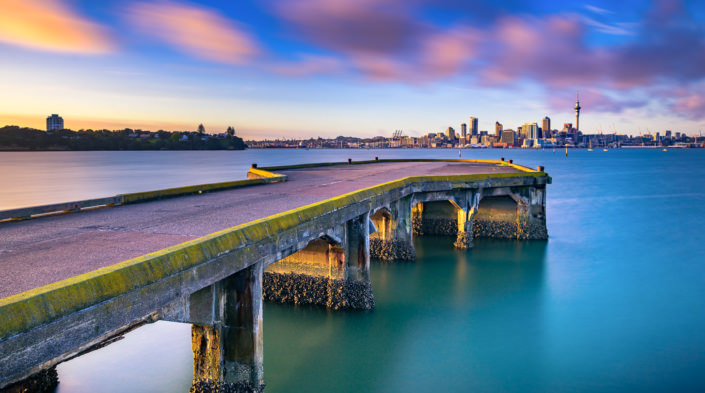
[0,161,519,298]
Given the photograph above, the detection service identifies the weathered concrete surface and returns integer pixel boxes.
[0,161,519,298]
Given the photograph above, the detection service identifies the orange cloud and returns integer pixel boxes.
[128,2,260,65]
[0,0,113,53]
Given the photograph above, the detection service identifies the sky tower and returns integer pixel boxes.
[574,89,581,134]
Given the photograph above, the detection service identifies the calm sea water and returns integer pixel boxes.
[2,149,705,392]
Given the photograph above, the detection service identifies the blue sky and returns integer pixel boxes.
[1,0,704,138]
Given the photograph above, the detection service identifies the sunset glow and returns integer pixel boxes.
[1,0,704,137]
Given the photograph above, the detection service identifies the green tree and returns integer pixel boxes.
[198,124,205,135]
[226,126,235,138]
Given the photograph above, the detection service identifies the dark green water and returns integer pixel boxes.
[13,148,701,392]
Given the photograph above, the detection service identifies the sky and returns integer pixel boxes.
[1,0,705,139]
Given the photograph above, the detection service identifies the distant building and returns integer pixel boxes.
[46,114,64,131]
[446,127,456,141]
[542,117,551,138]
[574,90,581,134]
[495,122,503,138]
[500,129,515,145]
[460,123,467,141]
[523,122,539,140]
[469,117,478,136]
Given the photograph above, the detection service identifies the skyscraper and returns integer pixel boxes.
[542,116,551,138]
[461,123,467,141]
[46,114,64,131]
[574,90,581,135]
[523,122,539,140]
[469,117,478,136]
[446,127,456,140]
[495,122,503,138]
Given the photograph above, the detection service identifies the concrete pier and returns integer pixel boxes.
[0,159,549,390]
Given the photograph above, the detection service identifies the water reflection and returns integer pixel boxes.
[263,236,548,393]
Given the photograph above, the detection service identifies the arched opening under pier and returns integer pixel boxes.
[370,208,394,242]
[474,195,522,239]
[265,237,345,280]
[263,234,373,310]
[412,200,462,237]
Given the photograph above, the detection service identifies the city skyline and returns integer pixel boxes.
[2,0,705,138]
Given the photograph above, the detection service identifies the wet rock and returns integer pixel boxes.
[415,218,457,236]
[263,272,374,310]
[369,238,416,261]
[453,231,473,249]
[190,379,265,393]
[1,367,58,393]
[473,220,548,240]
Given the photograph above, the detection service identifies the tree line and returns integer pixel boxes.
[0,125,246,151]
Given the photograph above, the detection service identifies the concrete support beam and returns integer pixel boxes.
[191,263,264,389]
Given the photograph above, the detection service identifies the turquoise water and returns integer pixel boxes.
[2,149,704,391]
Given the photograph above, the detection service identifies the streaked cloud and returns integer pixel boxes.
[585,5,614,15]
[0,0,114,54]
[128,1,260,65]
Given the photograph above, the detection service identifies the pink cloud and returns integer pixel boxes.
[0,0,114,54]
[276,0,425,56]
[668,86,705,120]
[420,27,479,78]
[268,55,346,76]
[128,1,260,65]
[479,14,610,87]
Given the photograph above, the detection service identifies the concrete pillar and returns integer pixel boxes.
[412,202,424,235]
[191,263,264,389]
[393,196,414,247]
[345,212,370,281]
[454,206,475,249]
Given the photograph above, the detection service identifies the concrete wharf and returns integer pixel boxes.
[0,159,550,391]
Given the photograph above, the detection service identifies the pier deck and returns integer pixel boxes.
[0,161,519,298]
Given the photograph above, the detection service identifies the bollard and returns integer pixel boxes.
[251,163,258,168]
[537,165,545,172]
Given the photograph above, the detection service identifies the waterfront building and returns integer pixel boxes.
[495,122,503,138]
[446,127,456,140]
[469,117,478,136]
[46,114,64,131]
[461,123,467,141]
